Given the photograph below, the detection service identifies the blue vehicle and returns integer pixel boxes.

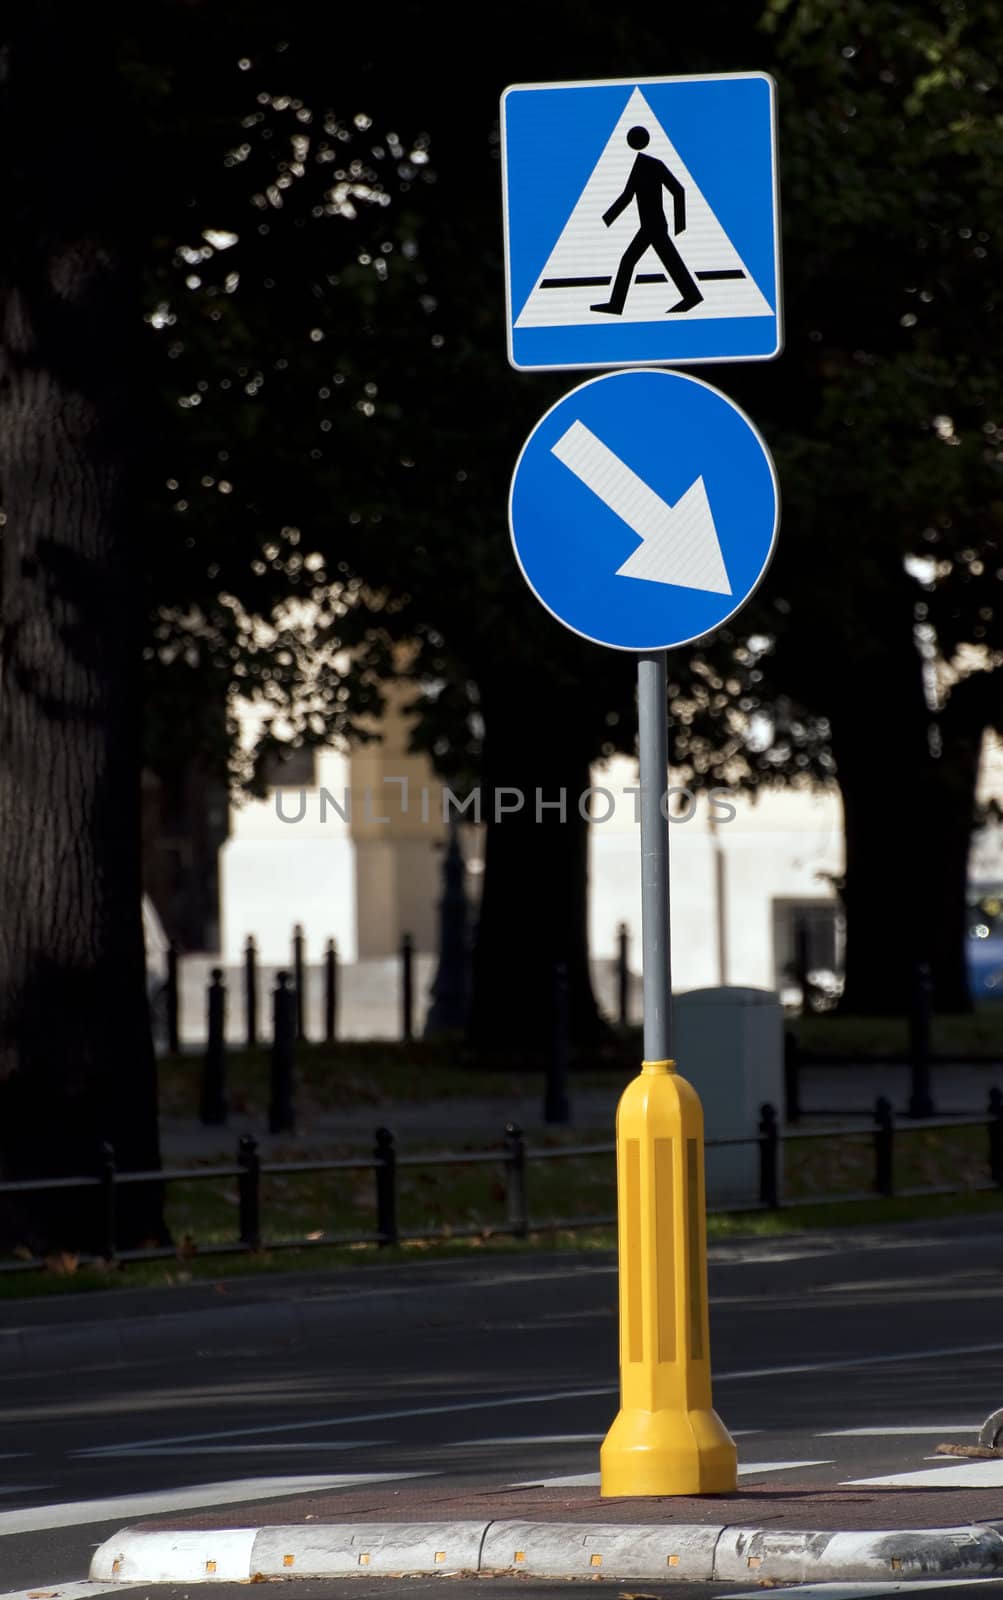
[966,888,1003,999]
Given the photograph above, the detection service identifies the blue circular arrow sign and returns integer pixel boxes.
[509,369,779,651]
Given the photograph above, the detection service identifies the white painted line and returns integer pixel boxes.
[723,1583,1003,1599]
[72,1339,1003,1463]
[845,1460,1003,1488]
[476,1434,606,1446]
[88,1438,392,1459]
[0,1471,430,1536]
[513,1460,832,1487]
[717,1337,1003,1383]
[818,1425,979,1437]
[74,1385,619,1456]
[0,1584,144,1600]
[0,1486,51,1497]
[512,1472,601,1487]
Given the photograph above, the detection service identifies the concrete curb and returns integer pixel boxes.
[90,1516,1003,1584]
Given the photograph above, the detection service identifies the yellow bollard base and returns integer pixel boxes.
[600,1404,738,1497]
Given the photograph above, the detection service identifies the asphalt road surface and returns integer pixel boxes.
[3,1215,1003,1593]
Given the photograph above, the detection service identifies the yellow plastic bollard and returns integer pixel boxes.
[600,1058,737,1497]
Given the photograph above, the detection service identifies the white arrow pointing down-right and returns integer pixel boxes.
[550,419,732,595]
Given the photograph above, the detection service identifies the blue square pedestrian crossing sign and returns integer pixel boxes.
[501,74,782,372]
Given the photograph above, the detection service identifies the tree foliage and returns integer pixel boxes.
[140,0,1003,1016]
[732,0,1003,1008]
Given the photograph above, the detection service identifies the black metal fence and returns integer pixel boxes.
[3,1091,1002,1274]
[167,932,353,1052]
[166,924,639,1052]
[176,947,579,1130]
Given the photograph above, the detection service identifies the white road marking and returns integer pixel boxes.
[723,1584,1002,1599]
[70,1339,1003,1461]
[0,1487,50,1497]
[73,1386,620,1456]
[845,1460,1003,1488]
[717,1337,1003,1382]
[0,1584,144,1599]
[82,1437,392,1459]
[513,1460,832,1487]
[511,1473,600,1488]
[818,1424,978,1436]
[0,1471,430,1536]
[476,1434,606,1446]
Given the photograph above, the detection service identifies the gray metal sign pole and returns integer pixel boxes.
[637,651,672,1061]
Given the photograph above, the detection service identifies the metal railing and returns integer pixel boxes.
[2,1091,1002,1272]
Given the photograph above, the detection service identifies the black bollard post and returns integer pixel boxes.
[200,968,228,1126]
[244,935,258,1049]
[238,1134,261,1249]
[505,1121,529,1239]
[616,922,630,1028]
[783,1029,801,1125]
[400,932,414,1042]
[293,924,307,1042]
[166,941,180,1054]
[874,1095,895,1196]
[374,1127,398,1246]
[758,1104,780,1208]
[324,938,339,1043]
[544,961,572,1125]
[989,1087,1003,1187]
[269,971,296,1134]
[908,959,935,1118]
[424,825,471,1035]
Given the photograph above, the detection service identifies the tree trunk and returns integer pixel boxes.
[468,674,606,1058]
[824,581,932,1016]
[828,634,980,1017]
[0,12,167,1253]
[925,761,977,1013]
[924,683,987,1014]
[833,716,926,1015]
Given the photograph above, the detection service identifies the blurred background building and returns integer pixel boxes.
[142,703,1003,1039]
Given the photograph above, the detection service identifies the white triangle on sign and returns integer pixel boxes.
[515,87,773,329]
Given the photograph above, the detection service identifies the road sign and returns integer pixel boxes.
[501,73,781,372]
[509,368,779,652]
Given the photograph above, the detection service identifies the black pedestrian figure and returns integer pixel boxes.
[591,126,703,317]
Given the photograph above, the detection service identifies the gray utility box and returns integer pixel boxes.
[673,986,784,1210]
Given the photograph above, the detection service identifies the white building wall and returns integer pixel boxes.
[220,747,358,965]
[212,711,1003,1028]
[588,756,844,993]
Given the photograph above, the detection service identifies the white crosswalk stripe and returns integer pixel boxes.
[0,1472,430,1536]
[0,1585,143,1599]
[845,1460,1003,1488]
[819,1424,978,1437]
[724,1584,1001,1599]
